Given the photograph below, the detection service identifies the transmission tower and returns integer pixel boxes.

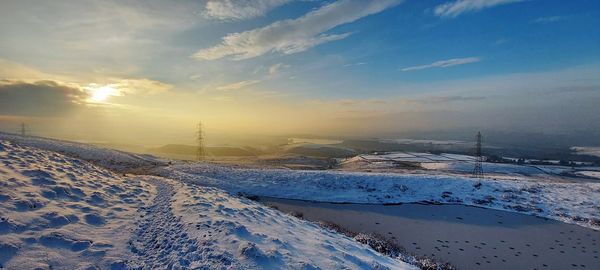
[20,122,26,136]
[472,131,484,178]
[196,122,205,161]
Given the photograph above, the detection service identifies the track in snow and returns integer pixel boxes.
[127,177,237,270]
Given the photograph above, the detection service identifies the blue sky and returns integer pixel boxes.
[0,0,599,144]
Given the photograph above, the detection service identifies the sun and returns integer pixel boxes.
[88,85,116,103]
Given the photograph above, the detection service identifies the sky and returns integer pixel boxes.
[0,0,599,146]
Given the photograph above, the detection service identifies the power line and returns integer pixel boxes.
[472,131,484,178]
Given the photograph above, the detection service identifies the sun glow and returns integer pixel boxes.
[87,85,117,102]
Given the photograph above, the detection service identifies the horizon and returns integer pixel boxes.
[1,0,599,147]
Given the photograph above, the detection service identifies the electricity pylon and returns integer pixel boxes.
[472,131,484,178]
[196,122,205,161]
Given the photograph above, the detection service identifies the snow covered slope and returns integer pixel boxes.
[0,132,162,172]
[0,140,155,269]
[160,163,600,230]
[128,176,415,269]
[1,140,415,269]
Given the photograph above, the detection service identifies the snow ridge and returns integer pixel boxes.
[0,132,162,172]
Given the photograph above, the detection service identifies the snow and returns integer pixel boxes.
[380,139,469,146]
[349,151,574,176]
[431,161,574,176]
[360,152,435,162]
[572,146,600,157]
[0,132,163,172]
[441,162,548,175]
[159,163,600,230]
[2,133,599,269]
[419,162,450,170]
[1,139,415,269]
[577,171,600,179]
[169,178,414,269]
[0,140,155,269]
[439,153,476,161]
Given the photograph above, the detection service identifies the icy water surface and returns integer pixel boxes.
[260,197,600,270]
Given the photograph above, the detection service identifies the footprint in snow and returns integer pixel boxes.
[84,213,106,226]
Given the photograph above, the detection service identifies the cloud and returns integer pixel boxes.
[80,78,171,104]
[0,80,87,116]
[193,0,402,60]
[0,59,73,83]
[211,95,234,102]
[401,57,480,71]
[408,95,486,104]
[0,59,172,99]
[109,78,173,95]
[343,62,367,68]
[434,0,525,18]
[268,63,290,75]
[494,38,509,45]
[216,80,262,91]
[309,98,387,107]
[205,0,291,20]
[550,85,599,94]
[534,16,563,23]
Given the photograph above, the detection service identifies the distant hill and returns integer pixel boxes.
[281,143,356,158]
[151,144,258,157]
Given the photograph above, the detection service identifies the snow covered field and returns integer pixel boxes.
[160,163,600,230]
[344,152,579,177]
[572,146,600,158]
[1,139,415,269]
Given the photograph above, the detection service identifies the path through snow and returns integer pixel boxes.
[128,177,240,269]
[125,176,414,269]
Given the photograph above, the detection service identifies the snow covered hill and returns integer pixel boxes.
[0,140,155,269]
[160,163,600,230]
[0,132,163,172]
[1,139,415,269]
[2,133,599,269]
[132,177,415,269]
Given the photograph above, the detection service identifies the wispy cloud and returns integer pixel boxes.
[401,57,481,71]
[216,80,261,91]
[494,38,509,45]
[211,95,234,102]
[269,63,290,75]
[106,78,173,95]
[309,98,387,107]
[204,0,291,21]
[534,16,563,23]
[434,0,526,18]
[408,95,486,104]
[343,62,367,67]
[550,85,599,94]
[193,0,402,60]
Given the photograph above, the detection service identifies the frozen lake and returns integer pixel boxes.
[260,197,600,270]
